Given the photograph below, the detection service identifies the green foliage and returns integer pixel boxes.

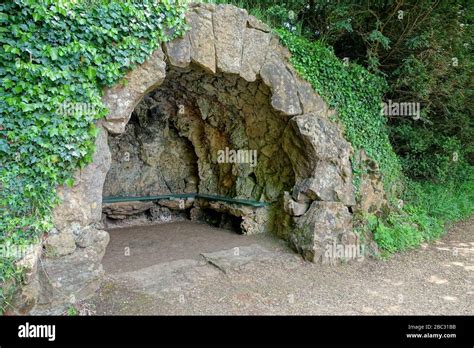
[277,30,402,196]
[0,0,187,313]
[67,305,78,316]
[373,166,474,255]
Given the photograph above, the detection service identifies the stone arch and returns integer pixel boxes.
[19,4,356,314]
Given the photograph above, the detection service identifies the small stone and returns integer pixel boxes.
[44,231,76,257]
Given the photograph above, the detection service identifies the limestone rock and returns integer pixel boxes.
[356,150,387,214]
[164,32,191,68]
[149,205,173,222]
[103,107,199,198]
[157,198,194,210]
[283,114,355,205]
[43,231,76,257]
[296,78,327,115]
[201,244,274,273]
[102,48,166,134]
[240,27,271,82]
[187,4,216,73]
[32,2,365,316]
[291,201,353,263]
[53,127,111,230]
[8,243,42,314]
[73,226,100,248]
[189,206,204,221]
[102,201,155,220]
[197,199,270,235]
[213,4,247,74]
[247,15,271,32]
[33,230,109,314]
[283,192,309,216]
[260,38,302,116]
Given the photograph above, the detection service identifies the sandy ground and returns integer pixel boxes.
[85,218,474,315]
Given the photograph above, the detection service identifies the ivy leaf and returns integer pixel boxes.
[86,66,97,80]
[50,48,58,61]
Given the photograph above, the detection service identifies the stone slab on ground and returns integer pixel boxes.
[201,244,275,273]
[112,259,221,295]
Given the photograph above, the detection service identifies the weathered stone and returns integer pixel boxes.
[43,230,76,257]
[260,38,302,116]
[240,27,271,82]
[102,201,155,220]
[53,127,111,230]
[356,150,387,214]
[247,15,271,32]
[189,206,204,221]
[103,106,199,197]
[296,77,327,115]
[73,226,99,248]
[201,244,274,273]
[283,114,355,205]
[283,192,309,216]
[33,230,109,314]
[164,32,191,68]
[149,205,173,222]
[187,4,216,73]
[291,201,353,263]
[197,199,270,235]
[213,4,247,74]
[102,48,166,134]
[157,198,194,210]
[8,243,42,314]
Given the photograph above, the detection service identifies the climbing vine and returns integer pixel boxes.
[0,0,187,310]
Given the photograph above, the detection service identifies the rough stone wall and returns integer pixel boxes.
[103,103,199,197]
[13,3,362,314]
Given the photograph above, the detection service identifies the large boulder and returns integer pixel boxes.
[32,229,109,314]
[283,114,355,206]
[240,26,272,82]
[260,37,302,116]
[290,201,356,263]
[187,3,216,73]
[213,4,247,74]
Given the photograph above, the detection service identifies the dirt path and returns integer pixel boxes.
[86,218,474,315]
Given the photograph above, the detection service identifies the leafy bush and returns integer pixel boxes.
[0,0,187,312]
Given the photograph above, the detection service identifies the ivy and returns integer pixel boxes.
[0,0,187,311]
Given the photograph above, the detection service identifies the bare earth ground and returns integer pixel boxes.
[85,218,474,315]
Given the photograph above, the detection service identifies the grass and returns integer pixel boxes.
[372,166,474,255]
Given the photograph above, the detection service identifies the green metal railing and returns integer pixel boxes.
[102,193,268,207]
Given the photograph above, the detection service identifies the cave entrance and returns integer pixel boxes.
[28,4,358,314]
[101,64,295,237]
